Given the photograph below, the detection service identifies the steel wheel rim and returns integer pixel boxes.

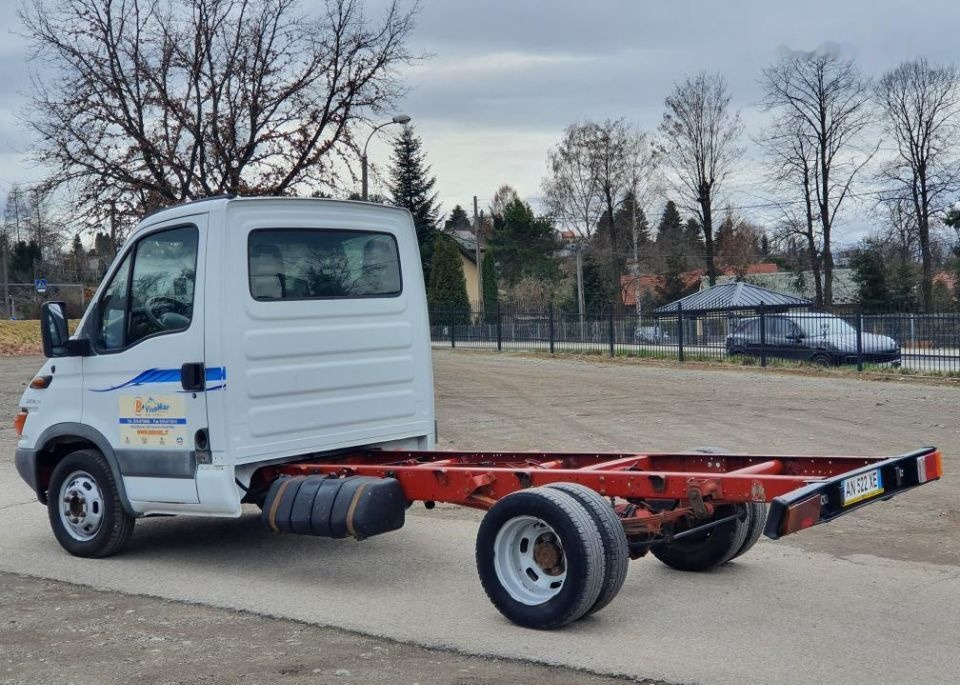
[58,470,105,542]
[493,516,567,605]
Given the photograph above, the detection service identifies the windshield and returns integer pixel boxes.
[794,316,855,337]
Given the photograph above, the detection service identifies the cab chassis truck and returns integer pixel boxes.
[14,197,943,629]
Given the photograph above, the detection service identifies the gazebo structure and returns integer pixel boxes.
[654,281,813,315]
[653,282,813,348]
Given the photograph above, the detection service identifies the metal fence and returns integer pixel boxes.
[430,304,960,376]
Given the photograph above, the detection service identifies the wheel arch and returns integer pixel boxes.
[33,423,135,516]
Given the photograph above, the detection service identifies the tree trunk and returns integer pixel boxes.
[802,172,823,307]
[605,188,619,307]
[917,174,933,313]
[700,189,717,286]
[822,237,833,308]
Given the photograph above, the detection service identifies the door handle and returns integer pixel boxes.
[181,362,206,391]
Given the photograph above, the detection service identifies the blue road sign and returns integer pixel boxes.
[35,278,47,293]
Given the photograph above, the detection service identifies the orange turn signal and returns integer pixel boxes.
[13,410,27,436]
[779,493,822,537]
[30,375,52,389]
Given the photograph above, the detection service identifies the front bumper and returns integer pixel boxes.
[839,351,901,364]
[15,447,39,495]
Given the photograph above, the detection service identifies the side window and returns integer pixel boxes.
[97,253,132,351]
[96,225,198,351]
[248,229,402,300]
[737,319,759,337]
[127,226,198,346]
[765,317,788,337]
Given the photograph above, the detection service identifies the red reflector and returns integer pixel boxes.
[780,494,822,537]
[917,452,943,484]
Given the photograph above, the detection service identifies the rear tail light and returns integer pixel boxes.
[917,451,943,484]
[779,493,822,537]
[13,410,27,436]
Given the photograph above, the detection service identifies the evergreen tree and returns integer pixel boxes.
[714,214,736,256]
[580,254,613,312]
[427,235,470,325]
[444,204,471,231]
[71,233,84,281]
[946,209,960,304]
[850,243,891,312]
[684,217,704,253]
[889,261,918,311]
[388,125,440,283]
[655,200,684,246]
[9,240,41,283]
[486,198,559,286]
[656,251,690,306]
[481,254,499,321]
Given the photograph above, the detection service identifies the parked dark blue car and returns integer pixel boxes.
[726,313,900,366]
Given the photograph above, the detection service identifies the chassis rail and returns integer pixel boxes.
[258,446,942,541]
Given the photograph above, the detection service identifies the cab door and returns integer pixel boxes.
[82,217,207,504]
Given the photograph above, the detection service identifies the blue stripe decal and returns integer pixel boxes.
[91,366,226,392]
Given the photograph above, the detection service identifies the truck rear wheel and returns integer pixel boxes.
[731,502,767,560]
[651,504,749,572]
[476,488,605,629]
[47,449,135,558]
[545,482,628,618]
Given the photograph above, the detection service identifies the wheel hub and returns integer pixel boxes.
[532,535,564,575]
[58,471,105,542]
[493,516,568,605]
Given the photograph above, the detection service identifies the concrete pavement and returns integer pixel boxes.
[1,461,958,685]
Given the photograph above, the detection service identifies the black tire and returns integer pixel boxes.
[731,502,767,560]
[810,352,833,367]
[687,447,765,561]
[650,503,749,572]
[47,449,135,558]
[476,488,605,629]
[545,483,628,617]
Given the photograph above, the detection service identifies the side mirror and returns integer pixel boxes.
[40,301,70,357]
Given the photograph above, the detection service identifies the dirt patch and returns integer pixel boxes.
[0,572,656,685]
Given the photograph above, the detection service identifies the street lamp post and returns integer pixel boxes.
[361,114,411,201]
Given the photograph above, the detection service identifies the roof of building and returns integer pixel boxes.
[445,229,482,264]
[620,263,779,307]
[705,268,859,305]
[654,281,813,314]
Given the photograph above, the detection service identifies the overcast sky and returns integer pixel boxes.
[3,0,960,245]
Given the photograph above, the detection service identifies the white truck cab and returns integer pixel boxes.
[15,197,435,556]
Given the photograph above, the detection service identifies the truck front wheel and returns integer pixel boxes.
[476,488,605,629]
[47,449,135,558]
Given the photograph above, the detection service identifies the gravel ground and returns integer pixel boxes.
[0,573,649,685]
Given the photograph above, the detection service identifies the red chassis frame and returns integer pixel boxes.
[256,447,943,542]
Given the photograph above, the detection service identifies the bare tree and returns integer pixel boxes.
[659,71,742,286]
[3,185,29,244]
[20,0,418,220]
[490,184,520,218]
[543,124,604,241]
[876,58,960,312]
[760,117,825,305]
[761,47,875,307]
[543,120,657,305]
